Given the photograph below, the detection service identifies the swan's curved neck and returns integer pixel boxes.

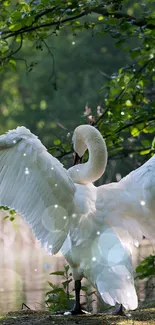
[68,127,107,185]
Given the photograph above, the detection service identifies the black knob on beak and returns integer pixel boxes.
[73,152,82,165]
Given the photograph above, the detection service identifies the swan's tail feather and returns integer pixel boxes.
[96,271,138,310]
[88,226,138,310]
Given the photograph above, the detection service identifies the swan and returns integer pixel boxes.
[0,124,154,313]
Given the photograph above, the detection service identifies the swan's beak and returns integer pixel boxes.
[73,152,82,165]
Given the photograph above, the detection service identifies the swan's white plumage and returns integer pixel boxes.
[96,156,155,248]
[0,126,75,254]
[2,124,154,311]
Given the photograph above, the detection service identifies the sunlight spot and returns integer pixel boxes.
[150,53,154,59]
[51,167,54,170]
[49,245,52,249]
[127,275,131,280]
[54,204,58,209]
[67,132,71,138]
[25,167,29,175]
[76,169,79,172]
[97,231,100,235]
[63,216,67,220]
[129,154,133,158]
[34,268,37,272]
[116,173,121,181]
[121,111,125,115]
[92,257,96,262]
[72,41,75,45]
[140,200,145,206]
[126,100,132,107]
[72,213,77,218]
[23,153,26,157]
[134,241,139,248]
[55,183,58,187]
[13,140,16,144]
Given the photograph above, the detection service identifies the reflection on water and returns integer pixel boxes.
[0,211,65,313]
[0,211,155,313]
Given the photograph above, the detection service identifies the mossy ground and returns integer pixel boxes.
[0,305,155,325]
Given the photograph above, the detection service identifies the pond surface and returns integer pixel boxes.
[0,212,66,313]
[0,211,154,313]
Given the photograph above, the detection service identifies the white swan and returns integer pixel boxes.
[0,124,154,313]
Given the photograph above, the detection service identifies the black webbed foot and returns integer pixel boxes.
[112,304,127,316]
[69,306,85,315]
[55,280,89,315]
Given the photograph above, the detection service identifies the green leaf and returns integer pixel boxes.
[131,127,139,137]
[9,59,16,67]
[152,137,155,148]
[98,16,104,21]
[64,265,70,272]
[10,209,16,215]
[140,149,150,155]
[46,288,64,294]
[50,271,65,276]
[9,22,22,31]
[53,139,61,145]
[62,279,72,289]
[3,0,9,5]
[0,206,9,210]
[125,100,132,107]
[47,281,55,288]
[130,47,141,59]
[10,217,15,221]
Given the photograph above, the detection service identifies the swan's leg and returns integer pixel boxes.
[112,304,126,316]
[70,280,84,314]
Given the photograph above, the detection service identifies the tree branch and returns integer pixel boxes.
[0,34,23,64]
[108,146,153,160]
[1,11,87,40]
[1,5,155,41]
[92,6,155,29]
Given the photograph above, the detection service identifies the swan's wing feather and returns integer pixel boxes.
[96,227,137,310]
[68,183,99,246]
[119,155,155,240]
[61,183,138,310]
[96,155,155,245]
[92,226,138,310]
[0,127,75,254]
[80,225,138,310]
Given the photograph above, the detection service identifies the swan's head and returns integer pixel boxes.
[72,125,87,158]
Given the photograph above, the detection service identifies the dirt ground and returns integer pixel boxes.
[0,306,155,325]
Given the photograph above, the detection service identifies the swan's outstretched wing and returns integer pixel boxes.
[0,127,75,254]
[120,154,155,238]
[97,155,155,246]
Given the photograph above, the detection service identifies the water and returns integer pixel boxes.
[0,211,154,313]
[0,211,66,313]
